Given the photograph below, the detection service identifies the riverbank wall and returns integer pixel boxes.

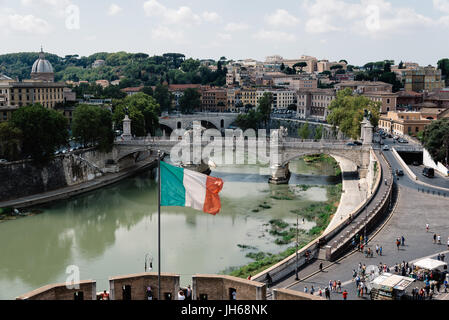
[0,147,153,206]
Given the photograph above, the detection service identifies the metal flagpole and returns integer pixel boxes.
[157,150,161,300]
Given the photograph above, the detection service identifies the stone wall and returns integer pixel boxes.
[272,288,325,300]
[0,147,150,203]
[109,272,180,300]
[16,281,96,300]
[192,275,266,300]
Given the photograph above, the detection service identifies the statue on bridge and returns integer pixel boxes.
[270,126,288,144]
[364,109,372,122]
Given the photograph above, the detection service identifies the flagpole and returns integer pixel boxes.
[157,150,161,301]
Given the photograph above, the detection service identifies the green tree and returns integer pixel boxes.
[113,93,160,136]
[141,86,154,96]
[180,88,201,114]
[0,121,22,161]
[72,104,114,151]
[298,122,311,140]
[293,62,308,73]
[235,109,261,131]
[437,58,449,86]
[11,104,69,163]
[257,92,273,129]
[327,88,380,140]
[421,119,449,165]
[154,84,173,113]
[181,58,200,73]
[314,125,324,140]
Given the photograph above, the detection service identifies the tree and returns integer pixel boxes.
[398,61,405,69]
[280,63,285,71]
[421,119,449,166]
[235,109,261,131]
[154,84,173,113]
[330,65,343,71]
[113,93,160,136]
[314,125,324,140]
[339,59,348,65]
[288,104,297,111]
[298,122,311,140]
[180,88,201,114]
[181,58,200,73]
[437,58,449,86]
[327,88,380,140]
[293,62,308,73]
[0,121,22,161]
[141,86,154,96]
[72,105,114,151]
[11,104,69,163]
[257,92,273,129]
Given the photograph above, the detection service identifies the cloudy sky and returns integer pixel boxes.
[1,0,449,66]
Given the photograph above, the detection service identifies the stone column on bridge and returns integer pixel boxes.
[122,114,132,141]
[269,127,291,185]
[359,115,374,178]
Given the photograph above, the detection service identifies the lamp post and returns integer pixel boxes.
[295,213,299,281]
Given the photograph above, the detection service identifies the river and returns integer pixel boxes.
[0,157,339,299]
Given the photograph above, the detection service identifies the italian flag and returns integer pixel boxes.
[160,162,224,215]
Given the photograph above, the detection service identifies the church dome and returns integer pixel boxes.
[31,48,54,74]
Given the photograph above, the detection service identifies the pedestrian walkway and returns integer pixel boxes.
[324,155,367,233]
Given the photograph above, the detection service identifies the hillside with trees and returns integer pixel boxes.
[0,51,228,87]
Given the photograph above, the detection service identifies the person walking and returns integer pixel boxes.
[401,236,405,246]
[319,262,323,272]
[375,245,379,255]
[310,286,315,295]
[325,287,330,300]
[438,234,442,245]
[379,246,383,256]
[433,233,437,244]
[342,290,348,300]
[426,224,430,232]
[447,237,449,249]
[396,238,401,250]
[304,286,308,294]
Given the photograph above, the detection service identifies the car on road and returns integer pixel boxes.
[412,161,420,166]
[396,169,404,176]
[383,145,391,151]
[422,167,435,178]
[346,142,357,146]
[354,141,363,146]
[0,159,8,164]
[398,139,409,144]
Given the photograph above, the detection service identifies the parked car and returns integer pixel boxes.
[354,141,363,146]
[396,169,404,176]
[346,142,357,146]
[383,145,390,151]
[422,167,435,178]
[0,159,8,164]
[398,139,409,144]
[412,161,420,166]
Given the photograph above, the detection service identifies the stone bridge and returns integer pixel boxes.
[114,137,370,184]
[159,113,238,132]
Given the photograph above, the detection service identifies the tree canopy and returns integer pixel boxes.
[180,88,201,114]
[438,58,449,86]
[113,93,160,137]
[10,104,69,163]
[327,88,380,140]
[72,104,114,152]
[421,119,449,166]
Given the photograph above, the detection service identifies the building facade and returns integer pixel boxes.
[296,88,336,120]
[404,67,445,92]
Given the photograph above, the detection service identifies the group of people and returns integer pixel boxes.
[427,224,449,248]
[177,285,192,300]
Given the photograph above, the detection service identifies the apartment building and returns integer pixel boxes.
[256,89,296,110]
[363,92,398,113]
[379,111,432,136]
[0,81,65,109]
[273,76,318,90]
[335,81,393,93]
[226,88,242,111]
[296,89,336,121]
[403,66,445,92]
[241,87,258,107]
[201,88,227,112]
[317,60,347,73]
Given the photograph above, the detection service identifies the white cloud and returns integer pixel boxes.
[253,30,296,42]
[143,0,201,26]
[224,22,249,32]
[217,33,232,41]
[434,0,449,14]
[20,0,73,17]
[302,0,437,37]
[265,9,300,27]
[202,11,221,23]
[107,4,123,16]
[151,26,186,42]
[0,12,51,35]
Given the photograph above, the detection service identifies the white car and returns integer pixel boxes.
[383,145,390,151]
